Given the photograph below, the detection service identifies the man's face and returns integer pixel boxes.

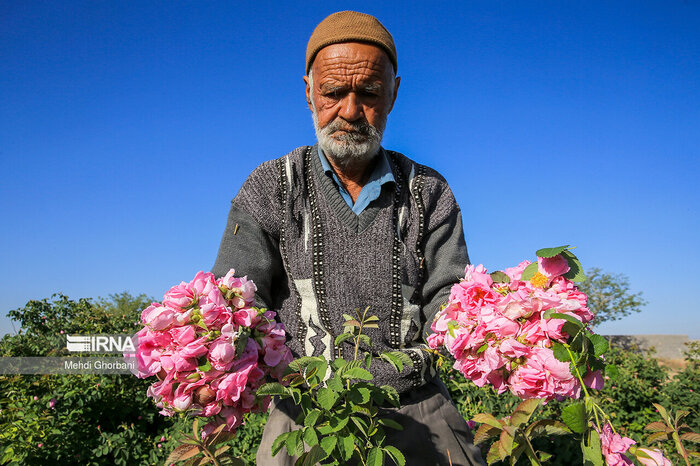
[304,42,400,168]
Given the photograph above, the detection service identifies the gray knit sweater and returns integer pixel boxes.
[212,146,468,394]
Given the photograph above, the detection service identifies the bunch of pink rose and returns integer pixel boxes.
[597,423,672,466]
[134,269,292,436]
[428,249,603,401]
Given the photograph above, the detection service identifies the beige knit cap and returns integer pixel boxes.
[306,11,397,74]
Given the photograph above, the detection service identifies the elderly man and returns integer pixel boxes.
[213,11,484,466]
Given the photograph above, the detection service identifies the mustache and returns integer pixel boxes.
[320,118,376,138]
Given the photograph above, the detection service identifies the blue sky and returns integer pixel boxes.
[1,1,698,339]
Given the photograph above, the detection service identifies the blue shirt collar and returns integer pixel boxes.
[317,146,395,214]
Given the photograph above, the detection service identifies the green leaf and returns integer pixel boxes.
[681,432,700,443]
[380,385,400,407]
[326,375,344,392]
[329,413,350,432]
[561,403,587,434]
[486,441,501,465]
[198,359,212,373]
[234,330,250,359]
[510,398,541,427]
[474,423,502,445]
[285,429,302,456]
[288,356,324,372]
[304,409,322,427]
[473,413,503,429]
[582,428,604,466]
[367,447,384,466]
[521,262,539,281]
[317,387,338,411]
[563,321,583,341]
[349,386,371,404]
[256,382,287,397]
[271,432,291,456]
[303,426,319,447]
[653,403,672,424]
[644,422,669,433]
[384,445,406,466]
[350,415,369,436]
[357,334,372,346]
[561,250,586,282]
[526,419,572,437]
[380,351,413,373]
[335,332,354,346]
[547,312,584,329]
[341,367,373,381]
[301,444,327,465]
[338,435,354,461]
[379,353,402,373]
[490,271,511,283]
[165,444,201,464]
[351,404,372,417]
[646,431,670,443]
[307,359,329,381]
[320,436,337,456]
[536,245,570,258]
[284,374,306,387]
[551,342,571,363]
[500,426,516,455]
[588,334,609,357]
[378,417,403,431]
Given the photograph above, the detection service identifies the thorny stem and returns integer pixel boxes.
[523,433,543,466]
[565,344,619,435]
[200,444,221,466]
[565,345,602,429]
[353,306,370,362]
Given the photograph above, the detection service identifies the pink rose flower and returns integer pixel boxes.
[583,370,604,390]
[162,282,196,311]
[141,303,177,331]
[635,447,672,466]
[509,347,579,400]
[209,337,236,371]
[505,260,531,281]
[135,268,291,436]
[598,423,635,466]
[537,254,570,279]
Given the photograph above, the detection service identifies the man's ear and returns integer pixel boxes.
[388,75,401,114]
[303,75,313,112]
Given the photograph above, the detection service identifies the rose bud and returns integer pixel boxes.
[194,386,216,405]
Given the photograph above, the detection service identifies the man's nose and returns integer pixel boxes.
[338,92,363,122]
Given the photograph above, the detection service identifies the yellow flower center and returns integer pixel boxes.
[530,271,548,288]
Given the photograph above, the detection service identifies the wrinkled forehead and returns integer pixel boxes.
[310,42,394,80]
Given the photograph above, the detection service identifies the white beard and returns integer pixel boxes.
[312,110,386,170]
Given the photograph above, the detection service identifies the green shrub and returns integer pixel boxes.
[2,294,697,465]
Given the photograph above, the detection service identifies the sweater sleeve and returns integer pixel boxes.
[419,171,469,339]
[211,160,284,310]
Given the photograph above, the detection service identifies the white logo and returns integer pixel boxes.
[66,335,92,352]
[66,335,136,353]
